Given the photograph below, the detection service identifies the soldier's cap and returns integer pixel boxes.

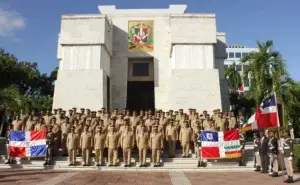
[72,107,76,110]
[174,111,178,113]
[86,109,90,111]
[53,109,57,111]
[114,108,118,111]
[80,108,85,110]
[283,130,290,135]
[68,109,73,111]
[91,111,96,113]
[169,110,173,112]
[62,110,66,113]
[179,109,183,111]
[57,108,62,111]
[101,107,105,109]
[188,108,192,110]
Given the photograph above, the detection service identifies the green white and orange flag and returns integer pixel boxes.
[239,114,256,133]
[200,130,242,159]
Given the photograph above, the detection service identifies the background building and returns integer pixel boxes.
[224,45,258,92]
[53,5,229,112]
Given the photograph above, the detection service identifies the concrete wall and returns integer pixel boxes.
[54,5,228,112]
[171,45,214,69]
[53,15,112,110]
[170,15,217,44]
[169,69,222,112]
[53,70,104,110]
[59,45,101,70]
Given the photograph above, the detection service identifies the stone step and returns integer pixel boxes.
[0,163,254,171]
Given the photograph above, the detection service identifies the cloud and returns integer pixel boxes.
[0,8,26,37]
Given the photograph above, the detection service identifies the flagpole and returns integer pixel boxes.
[274,92,285,183]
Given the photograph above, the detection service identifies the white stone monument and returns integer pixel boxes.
[53,4,229,112]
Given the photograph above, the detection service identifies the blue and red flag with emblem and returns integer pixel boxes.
[252,95,280,130]
[9,129,47,158]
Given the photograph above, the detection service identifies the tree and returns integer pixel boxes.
[241,40,286,106]
[281,77,300,136]
[225,63,242,91]
[0,47,57,116]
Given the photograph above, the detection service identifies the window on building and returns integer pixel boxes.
[229,52,234,58]
[226,52,228,59]
[235,52,242,58]
[132,63,149,76]
[244,76,250,87]
[242,52,248,57]
[236,65,242,72]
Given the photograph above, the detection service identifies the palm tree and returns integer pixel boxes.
[225,63,242,91]
[241,40,286,105]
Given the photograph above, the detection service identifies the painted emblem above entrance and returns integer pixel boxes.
[128,20,154,52]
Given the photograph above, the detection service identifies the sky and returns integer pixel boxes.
[0,0,299,80]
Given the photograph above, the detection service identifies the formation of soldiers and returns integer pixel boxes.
[5,108,241,167]
[253,129,295,183]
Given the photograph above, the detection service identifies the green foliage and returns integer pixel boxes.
[293,144,300,172]
[0,47,57,116]
[226,40,300,133]
[225,63,242,91]
[229,91,256,119]
[241,40,286,106]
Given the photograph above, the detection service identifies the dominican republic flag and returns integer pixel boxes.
[251,95,279,130]
[201,130,241,159]
[9,129,47,158]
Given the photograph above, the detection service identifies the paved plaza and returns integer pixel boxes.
[0,169,298,185]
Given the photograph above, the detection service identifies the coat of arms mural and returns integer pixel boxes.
[128,20,154,52]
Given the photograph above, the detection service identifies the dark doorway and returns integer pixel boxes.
[126,81,155,111]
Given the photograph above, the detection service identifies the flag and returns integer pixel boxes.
[200,130,241,159]
[240,122,252,132]
[239,114,256,132]
[9,129,47,158]
[252,95,279,130]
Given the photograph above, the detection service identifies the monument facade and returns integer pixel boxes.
[53,4,229,112]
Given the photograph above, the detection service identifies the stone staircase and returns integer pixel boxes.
[0,138,255,171]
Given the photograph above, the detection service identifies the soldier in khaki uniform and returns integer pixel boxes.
[120,122,134,167]
[61,117,71,155]
[94,127,106,166]
[166,120,178,158]
[193,121,201,156]
[179,120,193,158]
[67,126,78,166]
[13,115,24,131]
[202,115,210,130]
[282,130,294,183]
[106,124,120,166]
[80,125,93,166]
[25,115,36,131]
[150,126,164,167]
[228,112,237,130]
[136,124,149,167]
[35,117,47,130]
